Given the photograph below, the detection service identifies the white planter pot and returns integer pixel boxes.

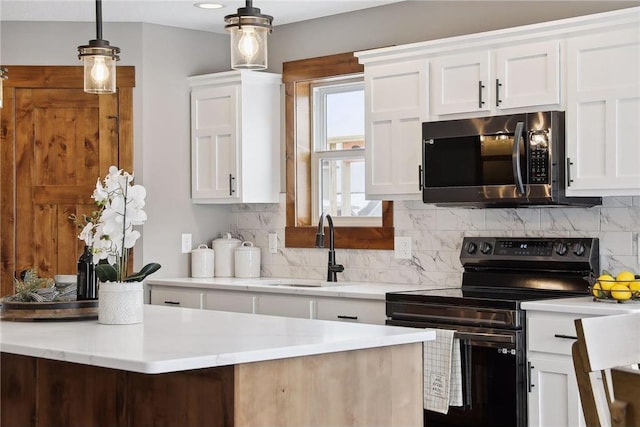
[98,281,143,325]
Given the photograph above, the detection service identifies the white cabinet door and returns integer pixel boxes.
[315,297,385,325]
[566,27,640,196]
[528,356,586,427]
[255,294,315,319]
[150,288,203,309]
[189,71,281,203]
[364,60,428,199]
[191,84,239,201]
[431,50,491,116]
[203,290,255,314]
[495,41,561,110]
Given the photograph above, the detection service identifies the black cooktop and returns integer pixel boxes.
[386,286,589,310]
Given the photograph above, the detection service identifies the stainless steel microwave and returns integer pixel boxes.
[421,111,601,207]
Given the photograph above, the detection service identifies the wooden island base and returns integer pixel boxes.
[1,342,422,427]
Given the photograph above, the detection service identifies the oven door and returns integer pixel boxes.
[387,319,527,427]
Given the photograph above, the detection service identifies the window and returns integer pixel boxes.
[311,78,382,226]
[284,52,393,249]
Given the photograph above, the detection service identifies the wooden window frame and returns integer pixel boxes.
[284,52,394,249]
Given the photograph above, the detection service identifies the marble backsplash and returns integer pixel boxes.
[229,195,640,289]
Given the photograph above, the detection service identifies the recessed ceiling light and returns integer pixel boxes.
[194,2,224,9]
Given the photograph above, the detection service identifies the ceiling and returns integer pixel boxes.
[0,0,405,33]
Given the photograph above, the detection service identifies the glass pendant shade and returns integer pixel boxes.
[78,44,119,93]
[225,1,272,70]
[0,68,6,109]
[77,0,120,94]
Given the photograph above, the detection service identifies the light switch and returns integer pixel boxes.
[269,233,278,254]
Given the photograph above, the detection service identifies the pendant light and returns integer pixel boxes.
[224,0,273,70]
[77,0,120,94]
[0,68,7,109]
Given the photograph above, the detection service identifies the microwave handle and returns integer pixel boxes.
[419,139,426,191]
[512,121,526,196]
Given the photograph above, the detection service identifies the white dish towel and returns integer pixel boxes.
[423,328,463,414]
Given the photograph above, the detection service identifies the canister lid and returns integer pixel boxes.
[212,232,241,246]
[235,241,259,252]
[192,244,214,253]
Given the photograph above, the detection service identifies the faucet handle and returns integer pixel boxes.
[329,264,344,273]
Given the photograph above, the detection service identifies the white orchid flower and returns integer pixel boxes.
[78,222,95,246]
[78,165,156,281]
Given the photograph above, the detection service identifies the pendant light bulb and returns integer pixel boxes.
[238,28,259,62]
[90,56,110,84]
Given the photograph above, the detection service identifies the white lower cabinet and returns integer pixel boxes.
[203,290,255,314]
[150,288,203,309]
[316,297,385,325]
[150,285,386,325]
[254,294,315,319]
[526,311,607,427]
[528,356,586,427]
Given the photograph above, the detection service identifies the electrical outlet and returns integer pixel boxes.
[269,233,278,254]
[181,233,192,253]
[394,236,412,259]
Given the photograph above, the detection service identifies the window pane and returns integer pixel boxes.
[320,157,382,218]
[326,90,365,151]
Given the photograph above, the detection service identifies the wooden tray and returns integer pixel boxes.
[0,299,98,321]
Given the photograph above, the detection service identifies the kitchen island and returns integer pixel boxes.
[1,304,434,427]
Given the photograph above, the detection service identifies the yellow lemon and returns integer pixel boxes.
[616,270,635,282]
[597,274,615,291]
[610,283,632,301]
[629,280,640,298]
[592,282,605,298]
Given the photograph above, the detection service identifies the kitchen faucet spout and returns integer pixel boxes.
[315,213,344,282]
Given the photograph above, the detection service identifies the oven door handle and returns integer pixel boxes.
[454,330,515,345]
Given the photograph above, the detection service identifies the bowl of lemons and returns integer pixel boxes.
[589,270,640,303]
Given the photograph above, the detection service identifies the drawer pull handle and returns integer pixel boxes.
[164,301,181,305]
[554,334,577,340]
[337,315,358,320]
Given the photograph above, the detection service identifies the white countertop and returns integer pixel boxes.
[146,277,439,300]
[522,296,640,315]
[0,305,435,374]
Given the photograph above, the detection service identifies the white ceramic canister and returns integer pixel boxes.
[234,241,261,278]
[191,244,215,278]
[212,233,241,277]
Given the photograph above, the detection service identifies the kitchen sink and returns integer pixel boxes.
[262,279,344,288]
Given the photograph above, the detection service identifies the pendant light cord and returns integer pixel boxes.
[95,0,103,40]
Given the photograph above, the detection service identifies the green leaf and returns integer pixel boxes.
[123,263,162,282]
[95,264,118,282]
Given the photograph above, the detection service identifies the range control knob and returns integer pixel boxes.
[467,242,478,254]
[556,242,568,256]
[480,242,493,255]
[573,243,586,257]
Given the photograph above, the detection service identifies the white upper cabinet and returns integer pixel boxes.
[189,70,281,203]
[495,41,561,110]
[362,60,428,200]
[431,41,561,117]
[565,26,640,197]
[431,50,491,116]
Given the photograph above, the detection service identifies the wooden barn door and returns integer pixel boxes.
[0,66,134,297]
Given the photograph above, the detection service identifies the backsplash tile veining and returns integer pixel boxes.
[230,195,640,288]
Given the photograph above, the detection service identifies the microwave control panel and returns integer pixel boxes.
[529,129,550,184]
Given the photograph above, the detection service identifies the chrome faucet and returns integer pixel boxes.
[315,213,344,282]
